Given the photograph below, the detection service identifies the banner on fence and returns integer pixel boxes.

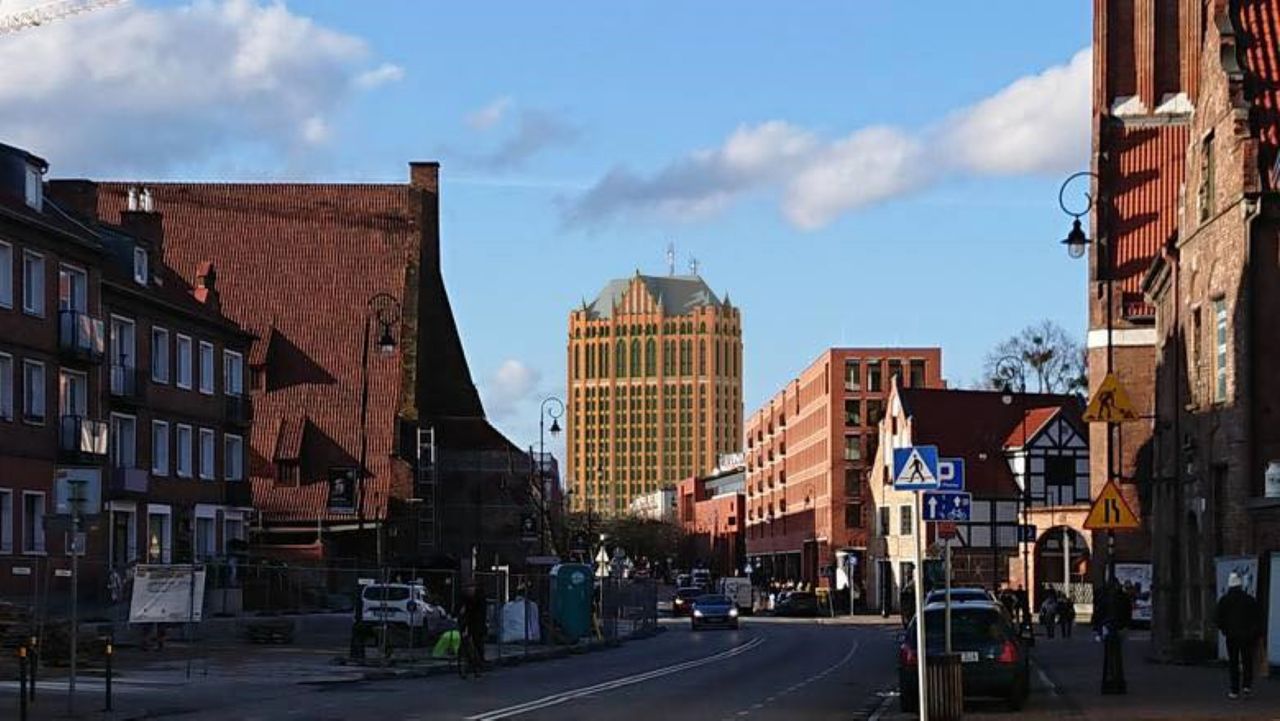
[129,564,207,623]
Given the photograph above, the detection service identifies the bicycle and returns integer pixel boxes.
[457,626,482,679]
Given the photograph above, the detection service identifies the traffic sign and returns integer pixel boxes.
[1083,372,1140,423]
[922,491,972,522]
[936,521,958,539]
[1019,524,1037,543]
[1084,482,1141,530]
[893,445,940,491]
[938,458,965,491]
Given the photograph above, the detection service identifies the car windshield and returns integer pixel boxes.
[676,588,702,598]
[927,590,987,602]
[696,595,730,605]
[363,586,411,602]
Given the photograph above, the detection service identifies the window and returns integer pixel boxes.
[198,341,215,394]
[844,399,861,426]
[58,264,86,312]
[224,516,245,554]
[844,360,861,391]
[224,350,244,396]
[1044,455,1077,506]
[909,359,926,388]
[176,335,193,389]
[24,164,41,210]
[867,361,883,392]
[22,492,45,554]
[146,506,172,563]
[151,327,170,383]
[59,369,87,417]
[0,241,11,309]
[225,434,244,480]
[1214,299,1228,402]
[866,399,885,426]
[0,353,11,421]
[845,503,863,529]
[1199,132,1215,223]
[845,468,862,497]
[844,434,862,461]
[133,247,148,286]
[0,489,11,553]
[199,428,216,479]
[176,424,193,477]
[22,251,44,316]
[110,316,136,394]
[879,506,891,536]
[195,513,215,560]
[22,360,44,423]
[888,360,903,386]
[899,505,913,536]
[110,414,137,469]
[152,421,169,476]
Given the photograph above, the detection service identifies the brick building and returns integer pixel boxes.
[743,348,942,589]
[566,271,742,515]
[677,464,745,577]
[51,164,533,572]
[867,385,1089,615]
[1133,0,1280,659]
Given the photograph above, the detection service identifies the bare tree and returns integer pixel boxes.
[980,320,1087,396]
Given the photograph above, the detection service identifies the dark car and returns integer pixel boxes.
[691,594,739,630]
[672,587,703,617]
[773,591,820,617]
[898,600,1030,712]
[924,587,995,605]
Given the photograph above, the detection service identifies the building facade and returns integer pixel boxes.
[566,272,742,515]
[628,487,676,522]
[744,348,942,588]
[867,385,1089,615]
[677,466,745,577]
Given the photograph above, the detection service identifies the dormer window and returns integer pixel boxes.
[24,164,42,211]
[133,247,149,286]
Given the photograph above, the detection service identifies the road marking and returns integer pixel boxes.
[867,694,894,721]
[1032,659,1060,697]
[466,636,765,720]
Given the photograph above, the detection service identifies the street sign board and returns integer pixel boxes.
[1019,524,1037,543]
[936,521,958,539]
[922,491,972,522]
[893,445,940,491]
[1084,481,1141,530]
[938,458,965,492]
[1083,372,1140,423]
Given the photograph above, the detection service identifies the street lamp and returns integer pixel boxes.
[536,396,564,556]
[357,292,401,567]
[1059,170,1125,694]
[996,354,1032,644]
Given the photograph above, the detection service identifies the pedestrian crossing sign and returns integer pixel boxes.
[1084,481,1141,530]
[1083,372,1140,423]
[893,445,939,491]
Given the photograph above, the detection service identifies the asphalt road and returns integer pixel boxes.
[168,617,900,721]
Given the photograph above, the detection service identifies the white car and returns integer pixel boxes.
[360,583,448,633]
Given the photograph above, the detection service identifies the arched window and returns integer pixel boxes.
[698,341,706,376]
[645,338,656,376]
[616,340,626,377]
[574,345,581,380]
[630,339,641,378]
[586,345,595,379]
[714,341,721,375]
[600,343,609,377]
[680,340,691,376]
[663,340,674,375]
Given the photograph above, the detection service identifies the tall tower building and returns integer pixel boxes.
[567,271,742,514]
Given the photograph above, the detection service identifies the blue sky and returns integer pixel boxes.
[0,0,1094,455]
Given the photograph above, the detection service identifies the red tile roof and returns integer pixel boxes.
[1238,0,1280,187]
[92,182,423,524]
[1002,406,1062,449]
[899,388,1085,498]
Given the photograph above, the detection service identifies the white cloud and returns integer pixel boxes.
[482,359,542,421]
[0,0,400,175]
[466,96,513,130]
[354,62,405,90]
[568,49,1092,230]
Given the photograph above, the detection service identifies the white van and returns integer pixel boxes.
[718,577,754,613]
[360,582,448,633]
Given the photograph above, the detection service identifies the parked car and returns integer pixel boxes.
[359,583,450,641]
[691,569,712,589]
[923,587,996,605]
[718,577,754,614]
[773,590,820,617]
[672,586,703,616]
[898,600,1030,712]
[690,594,739,630]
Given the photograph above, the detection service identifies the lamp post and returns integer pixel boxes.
[1059,170,1126,694]
[358,292,401,567]
[996,355,1033,645]
[537,396,564,556]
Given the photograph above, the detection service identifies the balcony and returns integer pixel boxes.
[58,415,108,462]
[225,393,253,427]
[109,364,146,405]
[58,310,106,364]
[106,466,149,497]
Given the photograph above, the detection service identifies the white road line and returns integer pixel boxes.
[1032,659,1060,697]
[466,636,765,720]
[867,694,894,721]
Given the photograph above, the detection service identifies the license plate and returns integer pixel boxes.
[960,651,979,663]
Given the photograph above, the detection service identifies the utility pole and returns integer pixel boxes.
[67,478,84,715]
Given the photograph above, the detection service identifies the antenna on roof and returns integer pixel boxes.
[666,242,675,276]
[688,255,699,276]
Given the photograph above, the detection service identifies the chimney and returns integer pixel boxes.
[409,161,439,193]
[119,185,163,256]
[194,260,220,312]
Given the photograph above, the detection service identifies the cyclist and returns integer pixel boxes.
[455,583,488,672]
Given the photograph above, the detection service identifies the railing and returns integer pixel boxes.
[225,392,253,425]
[57,310,106,362]
[59,415,109,457]
[109,364,143,400]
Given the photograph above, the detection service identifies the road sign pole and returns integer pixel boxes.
[944,537,952,655]
[913,490,929,721]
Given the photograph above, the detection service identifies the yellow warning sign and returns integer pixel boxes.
[1083,372,1140,423]
[1083,482,1141,530]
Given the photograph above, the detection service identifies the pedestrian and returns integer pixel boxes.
[1095,578,1132,694]
[900,581,916,628]
[1016,585,1032,630]
[1058,592,1075,638]
[1039,588,1059,639]
[455,583,489,667]
[1215,572,1263,699]
[349,583,367,661]
[999,587,1018,620]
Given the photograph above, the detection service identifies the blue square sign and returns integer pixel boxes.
[938,458,965,492]
[892,445,940,491]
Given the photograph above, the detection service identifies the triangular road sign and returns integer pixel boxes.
[1083,372,1140,423]
[1084,481,1141,530]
